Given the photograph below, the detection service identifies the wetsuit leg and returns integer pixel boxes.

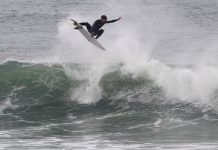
[80,22,92,32]
[95,29,104,39]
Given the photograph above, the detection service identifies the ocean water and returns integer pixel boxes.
[1,0,218,149]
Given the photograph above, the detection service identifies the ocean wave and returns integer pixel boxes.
[0,61,218,123]
[1,61,218,106]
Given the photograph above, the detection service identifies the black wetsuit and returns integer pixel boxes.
[80,19,119,39]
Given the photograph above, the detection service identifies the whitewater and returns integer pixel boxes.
[1,0,218,149]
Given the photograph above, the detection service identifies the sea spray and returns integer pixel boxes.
[52,0,218,109]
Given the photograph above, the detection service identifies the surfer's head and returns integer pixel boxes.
[101,15,107,23]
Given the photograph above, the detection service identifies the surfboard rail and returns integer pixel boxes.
[71,19,106,51]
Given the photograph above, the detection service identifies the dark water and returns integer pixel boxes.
[2,0,218,149]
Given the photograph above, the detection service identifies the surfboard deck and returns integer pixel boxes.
[71,19,106,51]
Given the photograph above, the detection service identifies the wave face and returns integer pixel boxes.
[0,61,70,127]
[1,61,218,127]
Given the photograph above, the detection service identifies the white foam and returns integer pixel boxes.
[50,1,218,106]
[0,98,12,113]
[144,60,218,105]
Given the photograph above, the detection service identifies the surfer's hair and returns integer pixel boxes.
[101,15,107,20]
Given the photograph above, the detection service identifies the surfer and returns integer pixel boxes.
[74,15,121,39]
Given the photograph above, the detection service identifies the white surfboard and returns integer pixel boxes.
[71,19,106,51]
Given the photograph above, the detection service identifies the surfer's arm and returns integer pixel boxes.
[106,17,121,23]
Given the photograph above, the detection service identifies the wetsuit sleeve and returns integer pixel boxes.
[106,19,119,23]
